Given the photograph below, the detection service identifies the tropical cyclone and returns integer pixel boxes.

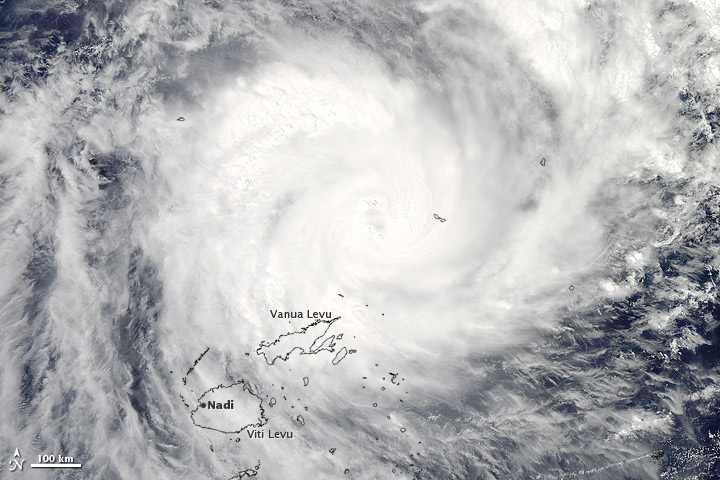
[2,0,720,478]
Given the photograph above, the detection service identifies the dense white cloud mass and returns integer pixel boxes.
[1,0,719,478]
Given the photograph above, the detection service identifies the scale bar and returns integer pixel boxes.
[31,464,82,468]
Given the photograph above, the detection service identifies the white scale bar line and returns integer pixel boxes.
[31,463,82,468]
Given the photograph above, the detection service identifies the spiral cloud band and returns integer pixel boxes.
[1,0,719,478]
